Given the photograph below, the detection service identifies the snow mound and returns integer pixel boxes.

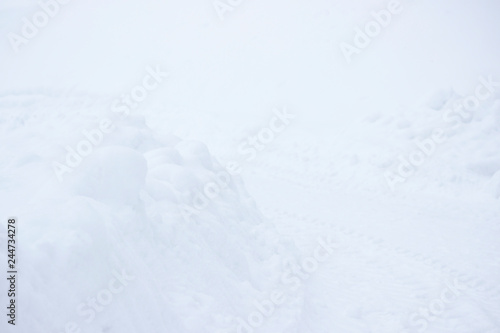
[0,93,292,333]
[70,146,148,205]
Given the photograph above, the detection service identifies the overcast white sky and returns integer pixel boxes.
[1,0,500,131]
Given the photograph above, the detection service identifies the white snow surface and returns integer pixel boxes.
[1,0,500,333]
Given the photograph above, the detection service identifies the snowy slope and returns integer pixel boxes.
[1,0,500,332]
[0,94,297,333]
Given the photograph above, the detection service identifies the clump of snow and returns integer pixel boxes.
[0,93,292,333]
[69,146,148,206]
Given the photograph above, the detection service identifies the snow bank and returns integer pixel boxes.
[0,93,293,333]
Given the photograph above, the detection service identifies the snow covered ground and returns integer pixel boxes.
[1,0,499,332]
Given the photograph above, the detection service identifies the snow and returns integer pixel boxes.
[1,0,500,332]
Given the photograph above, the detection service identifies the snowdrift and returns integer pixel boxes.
[0,93,294,333]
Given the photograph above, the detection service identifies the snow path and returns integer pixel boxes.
[239,141,500,332]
